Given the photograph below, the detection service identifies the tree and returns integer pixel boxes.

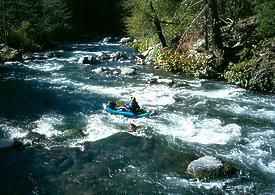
[122,0,203,47]
[36,0,72,43]
[207,0,223,50]
[255,0,275,38]
[149,1,167,47]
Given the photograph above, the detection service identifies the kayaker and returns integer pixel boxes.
[107,101,116,109]
[128,96,140,114]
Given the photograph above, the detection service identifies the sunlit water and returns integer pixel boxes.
[0,41,275,194]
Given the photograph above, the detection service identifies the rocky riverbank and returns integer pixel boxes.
[126,18,275,93]
[0,44,21,62]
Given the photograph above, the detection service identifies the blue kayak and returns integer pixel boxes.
[104,104,151,118]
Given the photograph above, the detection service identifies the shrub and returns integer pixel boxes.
[7,21,40,51]
[225,38,275,92]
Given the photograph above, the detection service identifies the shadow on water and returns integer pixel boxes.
[0,133,201,194]
[0,75,106,124]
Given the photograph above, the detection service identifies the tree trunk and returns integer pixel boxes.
[207,0,223,50]
[204,0,209,50]
[149,1,167,48]
[207,0,225,71]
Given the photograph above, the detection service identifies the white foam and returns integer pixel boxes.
[266,161,275,173]
[188,87,244,99]
[33,114,63,137]
[0,123,27,139]
[78,114,123,143]
[149,114,241,145]
[24,62,64,72]
[81,84,177,107]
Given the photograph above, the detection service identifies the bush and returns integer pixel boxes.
[224,38,275,92]
[157,51,220,79]
[7,21,40,51]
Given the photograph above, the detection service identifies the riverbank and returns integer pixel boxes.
[128,18,275,93]
[0,44,22,62]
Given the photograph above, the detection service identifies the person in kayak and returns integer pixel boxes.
[127,96,141,114]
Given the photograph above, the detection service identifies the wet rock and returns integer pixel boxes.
[92,67,104,74]
[22,53,48,61]
[119,37,133,44]
[23,131,46,146]
[110,51,128,60]
[96,52,110,61]
[187,156,236,179]
[136,56,145,65]
[141,47,154,58]
[78,55,101,64]
[128,124,138,133]
[158,78,174,85]
[0,44,21,62]
[148,77,174,86]
[55,128,87,141]
[120,67,136,75]
[102,37,112,43]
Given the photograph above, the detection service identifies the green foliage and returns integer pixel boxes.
[128,36,159,53]
[0,0,71,51]
[255,0,275,38]
[225,38,275,92]
[157,52,197,74]
[217,0,257,20]
[122,0,203,46]
[7,21,40,51]
[224,60,253,87]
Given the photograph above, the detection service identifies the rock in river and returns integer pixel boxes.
[120,67,136,75]
[187,156,236,179]
[78,55,101,64]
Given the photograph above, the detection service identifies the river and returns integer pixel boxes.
[0,41,274,194]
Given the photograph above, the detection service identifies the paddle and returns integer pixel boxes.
[116,100,127,107]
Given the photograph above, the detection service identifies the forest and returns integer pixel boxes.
[0,0,274,92]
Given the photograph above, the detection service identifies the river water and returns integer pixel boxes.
[0,41,274,194]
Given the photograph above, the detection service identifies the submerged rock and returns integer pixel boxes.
[187,156,236,179]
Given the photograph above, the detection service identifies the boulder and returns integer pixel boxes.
[187,156,235,179]
[110,51,128,61]
[78,56,101,64]
[120,67,136,75]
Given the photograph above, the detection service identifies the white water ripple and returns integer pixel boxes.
[146,114,241,145]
